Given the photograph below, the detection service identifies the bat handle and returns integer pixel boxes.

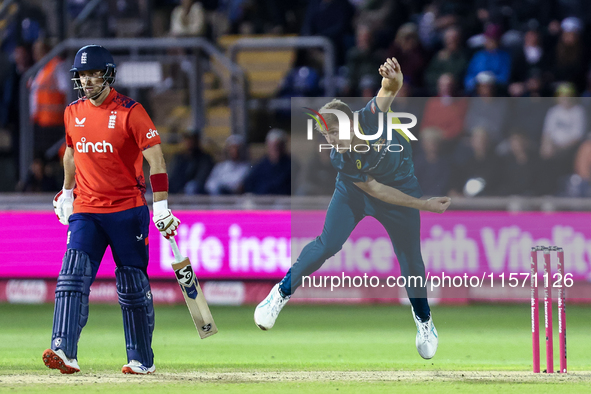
[168,237,184,263]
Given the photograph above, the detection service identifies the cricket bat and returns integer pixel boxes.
[169,237,218,338]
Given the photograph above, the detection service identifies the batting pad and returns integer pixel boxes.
[51,249,93,359]
[116,266,155,368]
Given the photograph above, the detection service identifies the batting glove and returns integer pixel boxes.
[53,189,74,225]
[153,209,180,239]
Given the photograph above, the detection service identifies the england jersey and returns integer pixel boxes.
[64,88,161,213]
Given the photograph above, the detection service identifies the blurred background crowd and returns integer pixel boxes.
[2,0,591,198]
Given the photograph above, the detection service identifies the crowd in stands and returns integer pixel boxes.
[3,1,591,197]
[167,129,293,196]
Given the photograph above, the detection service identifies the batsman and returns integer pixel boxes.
[255,58,451,359]
[43,45,180,374]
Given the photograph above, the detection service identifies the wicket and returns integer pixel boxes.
[530,246,567,373]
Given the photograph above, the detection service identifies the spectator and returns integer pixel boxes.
[582,68,591,97]
[217,0,287,35]
[464,24,512,92]
[29,39,69,156]
[301,0,355,65]
[538,82,586,194]
[0,2,46,54]
[0,51,13,129]
[581,68,591,111]
[277,66,321,98]
[243,128,292,195]
[275,50,321,120]
[522,67,548,97]
[566,136,591,196]
[551,17,587,91]
[420,73,468,142]
[540,83,586,160]
[170,0,206,37]
[277,50,321,99]
[205,134,250,195]
[508,65,552,99]
[497,131,540,196]
[415,3,439,51]
[16,154,59,192]
[107,0,151,37]
[358,74,380,98]
[388,76,423,118]
[463,71,508,145]
[4,44,34,171]
[387,23,428,89]
[13,44,34,75]
[450,127,501,196]
[413,127,452,196]
[510,26,548,84]
[504,69,550,146]
[355,0,408,50]
[424,26,469,95]
[169,133,214,194]
[296,141,337,196]
[345,24,382,96]
[67,0,108,37]
[432,0,479,41]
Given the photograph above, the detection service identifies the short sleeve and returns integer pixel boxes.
[64,109,73,148]
[128,103,161,150]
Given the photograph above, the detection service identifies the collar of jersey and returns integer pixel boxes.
[84,87,117,107]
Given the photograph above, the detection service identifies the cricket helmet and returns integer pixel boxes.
[70,45,116,97]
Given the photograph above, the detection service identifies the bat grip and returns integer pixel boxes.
[168,237,184,263]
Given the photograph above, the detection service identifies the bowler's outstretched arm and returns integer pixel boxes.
[354,176,451,213]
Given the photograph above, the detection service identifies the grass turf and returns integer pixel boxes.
[0,303,589,392]
[2,381,590,394]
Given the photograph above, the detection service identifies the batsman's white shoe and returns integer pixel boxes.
[412,308,438,359]
[42,348,80,374]
[254,283,290,330]
[122,360,156,375]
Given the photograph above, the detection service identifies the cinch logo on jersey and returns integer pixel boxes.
[303,107,418,152]
[76,137,114,153]
[146,128,159,139]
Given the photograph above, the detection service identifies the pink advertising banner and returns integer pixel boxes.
[0,211,291,279]
[0,211,590,280]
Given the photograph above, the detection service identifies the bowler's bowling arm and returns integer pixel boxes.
[376,57,403,112]
[354,176,451,214]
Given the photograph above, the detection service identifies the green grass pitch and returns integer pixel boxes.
[1,303,590,393]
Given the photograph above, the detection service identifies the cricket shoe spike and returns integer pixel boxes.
[42,348,80,374]
[412,307,438,359]
[254,283,290,330]
[122,360,155,374]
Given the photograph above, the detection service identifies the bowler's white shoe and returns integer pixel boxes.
[43,348,80,374]
[254,283,290,330]
[412,308,438,359]
[122,360,156,374]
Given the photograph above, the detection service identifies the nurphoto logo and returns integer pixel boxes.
[303,107,418,153]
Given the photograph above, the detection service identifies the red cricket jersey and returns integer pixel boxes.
[64,88,161,213]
